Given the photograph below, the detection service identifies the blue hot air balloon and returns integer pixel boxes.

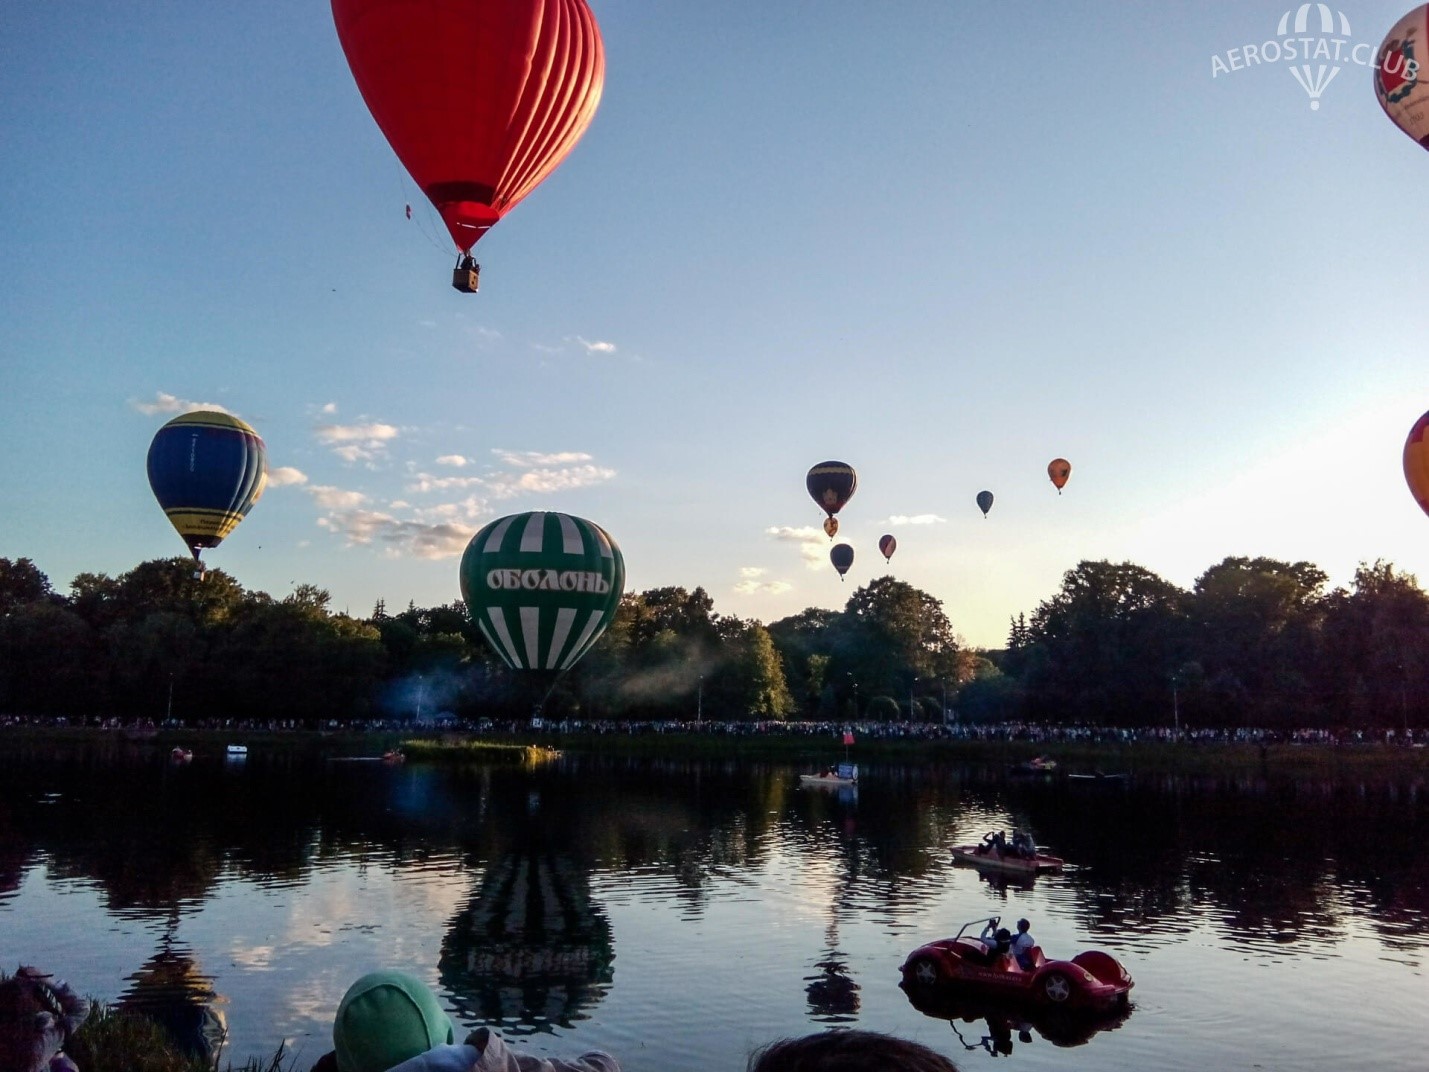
[147,411,267,564]
[830,543,854,581]
[976,490,994,517]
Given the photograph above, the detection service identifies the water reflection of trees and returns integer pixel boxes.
[5,746,1427,971]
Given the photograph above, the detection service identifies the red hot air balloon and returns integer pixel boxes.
[1406,409,1429,516]
[1048,458,1071,493]
[331,0,606,290]
[1376,5,1429,150]
[878,534,896,562]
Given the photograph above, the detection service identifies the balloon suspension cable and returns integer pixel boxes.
[534,671,566,720]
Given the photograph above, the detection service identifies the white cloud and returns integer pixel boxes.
[766,525,830,569]
[572,336,616,355]
[436,454,469,467]
[483,464,616,499]
[885,514,947,526]
[406,473,486,493]
[734,571,793,595]
[320,402,337,414]
[132,392,230,416]
[492,449,593,468]
[307,485,368,510]
[315,421,399,463]
[740,567,768,579]
[266,466,308,487]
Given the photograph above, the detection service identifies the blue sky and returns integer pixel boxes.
[4,2,1428,649]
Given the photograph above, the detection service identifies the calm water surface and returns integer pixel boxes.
[1,742,1425,1072]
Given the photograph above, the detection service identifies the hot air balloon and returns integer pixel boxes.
[331,0,606,291]
[808,461,857,538]
[830,543,854,581]
[1047,458,1071,494]
[1376,5,1429,149]
[976,490,994,517]
[459,511,624,673]
[146,411,267,568]
[823,517,839,539]
[878,534,896,562]
[1405,409,1429,516]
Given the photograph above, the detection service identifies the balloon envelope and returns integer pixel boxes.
[1375,5,1429,149]
[878,534,896,562]
[830,543,854,578]
[976,490,994,517]
[823,517,839,539]
[1406,410,1429,516]
[146,411,267,560]
[332,0,606,252]
[807,461,857,517]
[459,511,624,671]
[1047,459,1071,490]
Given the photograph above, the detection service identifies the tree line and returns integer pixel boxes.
[0,553,1425,729]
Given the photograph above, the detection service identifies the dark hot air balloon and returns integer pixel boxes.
[1047,459,1071,493]
[976,490,994,517]
[1405,410,1429,517]
[331,0,606,291]
[1376,5,1429,150]
[807,462,857,538]
[878,534,896,562]
[459,511,624,672]
[830,543,854,581]
[146,411,267,567]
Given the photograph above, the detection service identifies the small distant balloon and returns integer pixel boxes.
[1375,5,1429,150]
[976,490,994,517]
[878,534,896,562]
[1048,458,1071,493]
[807,461,857,519]
[1405,409,1429,517]
[830,543,854,580]
[824,517,839,539]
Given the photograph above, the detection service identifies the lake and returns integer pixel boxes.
[1,739,1425,1072]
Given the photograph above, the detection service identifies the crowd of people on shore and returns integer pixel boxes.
[2,713,1421,749]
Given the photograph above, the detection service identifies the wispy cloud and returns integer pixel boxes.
[132,392,230,416]
[572,336,616,355]
[766,525,829,569]
[436,454,469,467]
[885,514,947,526]
[315,421,399,463]
[733,567,792,595]
[307,485,479,560]
[266,466,308,487]
[483,464,616,499]
[493,450,593,468]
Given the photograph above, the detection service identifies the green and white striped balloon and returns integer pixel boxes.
[459,511,625,672]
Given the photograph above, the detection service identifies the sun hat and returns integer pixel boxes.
[333,970,456,1072]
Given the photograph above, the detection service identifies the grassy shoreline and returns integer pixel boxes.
[4,723,1427,781]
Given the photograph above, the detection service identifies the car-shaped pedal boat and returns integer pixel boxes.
[900,916,1133,1012]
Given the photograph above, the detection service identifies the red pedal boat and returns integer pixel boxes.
[900,916,1133,1012]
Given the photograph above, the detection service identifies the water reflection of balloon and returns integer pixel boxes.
[1047,458,1071,493]
[146,411,267,567]
[830,543,854,580]
[1375,5,1429,150]
[1405,409,1429,516]
[879,534,896,562]
[807,461,857,523]
[331,0,606,290]
[976,490,994,517]
[823,517,839,539]
[459,511,624,673]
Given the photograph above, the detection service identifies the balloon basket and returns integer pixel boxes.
[452,263,480,293]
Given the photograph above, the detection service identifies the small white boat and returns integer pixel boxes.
[225,744,248,756]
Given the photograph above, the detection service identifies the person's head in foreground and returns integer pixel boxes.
[332,970,456,1072]
[749,1030,959,1072]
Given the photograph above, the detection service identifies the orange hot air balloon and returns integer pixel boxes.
[1048,458,1071,493]
[332,0,605,285]
[824,517,839,539]
[1405,410,1429,516]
